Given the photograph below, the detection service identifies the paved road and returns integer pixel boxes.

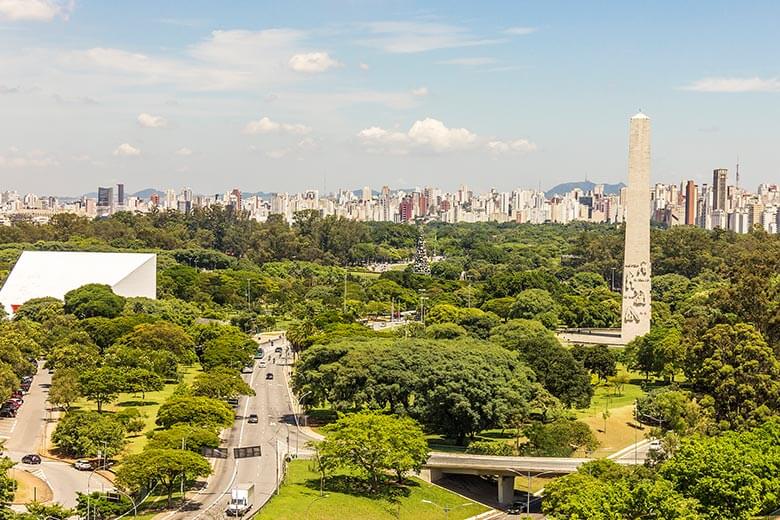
[3,362,112,508]
[162,337,318,520]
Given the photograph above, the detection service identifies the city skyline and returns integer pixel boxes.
[2,1,780,194]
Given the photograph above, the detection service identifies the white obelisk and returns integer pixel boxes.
[621,112,652,342]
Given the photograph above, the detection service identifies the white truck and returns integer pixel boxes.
[226,483,255,516]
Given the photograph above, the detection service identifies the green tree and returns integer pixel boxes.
[317,411,429,490]
[12,296,64,323]
[46,332,100,371]
[491,319,593,408]
[116,448,212,507]
[25,501,75,520]
[191,368,255,399]
[156,396,234,429]
[685,323,780,428]
[572,344,617,382]
[465,440,513,456]
[117,321,197,364]
[523,419,599,457]
[0,457,15,505]
[51,411,127,457]
[49,367,81,411]
[123,368,164,400]
[64,284,126,319]
[146,424,220,453]
[425,323,468,339]
[79,366,125,412]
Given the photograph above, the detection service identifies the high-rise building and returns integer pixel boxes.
[713,168,728,211]
[684,180,697,225]
[117,183,125,207]
[98,186,114,209]
[399,196,414,222]
[621,112,652,342]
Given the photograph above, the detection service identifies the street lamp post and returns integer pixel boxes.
[293,390,312,457]
[510,469,559,517]
[421,499,472,520]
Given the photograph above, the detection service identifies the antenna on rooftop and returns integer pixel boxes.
[736,156,740,190]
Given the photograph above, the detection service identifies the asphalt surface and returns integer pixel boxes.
[161,337,319,520]
[3,362,112,508]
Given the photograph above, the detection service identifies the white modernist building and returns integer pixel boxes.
[0,251,156,315]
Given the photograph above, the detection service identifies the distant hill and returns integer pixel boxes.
[546,181,625,197]
[132,188,165,199]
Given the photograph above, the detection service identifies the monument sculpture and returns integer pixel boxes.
[621,112,652,342]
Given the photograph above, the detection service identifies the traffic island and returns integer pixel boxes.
[9,468,54,504]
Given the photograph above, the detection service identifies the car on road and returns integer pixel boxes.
[247,414,258,423]
[265,373,274,380]
[648,439,663,452]
[254,348,264,359]
[73,459,93,471]
[274,346,283,354]
[21,454,41,465]
[506,501,525,515]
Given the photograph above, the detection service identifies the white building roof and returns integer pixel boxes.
[0,251,156,315]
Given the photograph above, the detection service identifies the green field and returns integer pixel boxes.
[70,365,201,455]
[256,460,488,520]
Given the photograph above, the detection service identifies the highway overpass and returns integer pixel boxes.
[421,452,635,504]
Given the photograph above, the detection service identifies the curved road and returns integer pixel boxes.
[3,363,112,508]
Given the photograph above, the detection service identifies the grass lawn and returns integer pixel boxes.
[71,365,201,455]
[256,460,488,520]
[573,366,662,456]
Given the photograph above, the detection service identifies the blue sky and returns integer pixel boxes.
[1,0,779,195]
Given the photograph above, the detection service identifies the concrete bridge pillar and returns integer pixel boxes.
[418,468,443,483]
[497,475,515,504]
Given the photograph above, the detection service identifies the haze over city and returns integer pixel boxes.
[2,0,780,195]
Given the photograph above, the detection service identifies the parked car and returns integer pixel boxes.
[254,348,264,359]
[258,360,267,368]
[20,382,31,391]
[21,454,41,465]
[21,376,33,384]
[247,414,259,424]
[73,459,93,471]
[11,390,22,399]
[265,373,274,380]
[0,408,16,418]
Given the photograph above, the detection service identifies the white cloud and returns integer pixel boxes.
[411,86,429,97]
[486,139,537,154]
[175,147,193,156]
[59,29,310,91]
[437,57,497,66]
[243,116,311,135]
[357,118,477,154]
[359,63,370,71]
[681,76,780,93]
[0,147,59,168]
[360,21,503,54]
[288,52,340,73]
[137,113,167,128]
[0,0,72,22]
[358,118,537,156]
[113,143,141,157]
[504,26,537,36]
